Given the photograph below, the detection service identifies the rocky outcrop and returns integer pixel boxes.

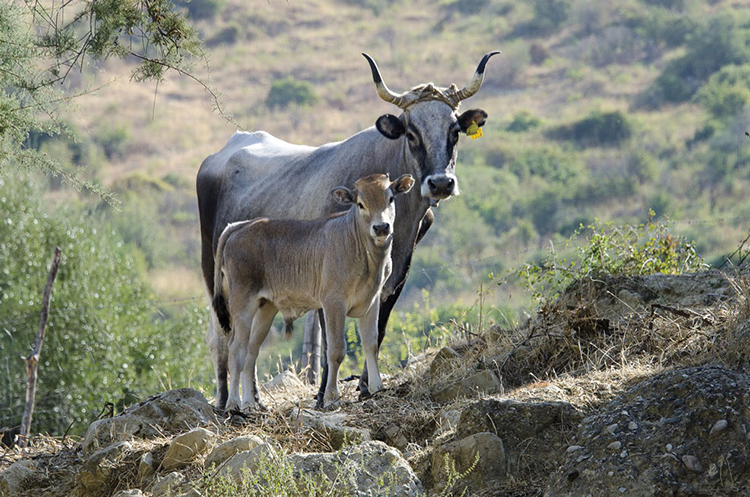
[289,441,423,496]
[547,366,750,495]
[82,389,219,455]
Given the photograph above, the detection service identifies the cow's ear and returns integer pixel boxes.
[331,187,355,205]
[391,174,415,195]
[457,109,488,134]
[376,114,405,140]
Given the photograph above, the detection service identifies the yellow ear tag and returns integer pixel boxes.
[467,122,482,139]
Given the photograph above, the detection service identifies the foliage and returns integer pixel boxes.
[266,77,319,109]
[641,13,750,107]
[549,110,632,147]
[519,213,707,302]
[530,0,571,34]
[0,0,203,194]
[694,65,750,119]
[0,174,211,435]
[507,111,541,133]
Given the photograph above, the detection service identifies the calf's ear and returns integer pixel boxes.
[391,174,415,195]
[331,187,355,205]
[457,109,488,134]
[376,114,406,139]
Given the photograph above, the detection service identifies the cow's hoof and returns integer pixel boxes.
[323,399,341,411]
[225,399,241,413]
[359,384,371,400]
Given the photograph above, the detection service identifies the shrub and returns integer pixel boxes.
[519,213,707,302]
[507,111,541,133]
[549,110,632,147]
[694,65,750,119]
[266,77,319,109]
[0,175,211,435]
[640,14,750,107]
[530,0,571,34]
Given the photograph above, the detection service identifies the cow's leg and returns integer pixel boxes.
[301,311,321,384]
[206,310,229,410]
[359,300,383,396]
[315,309,328,409]
[242,301,277,411]
[321,302,346,409]
[226,300,256,413]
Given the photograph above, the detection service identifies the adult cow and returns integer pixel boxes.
[197,52,499,410]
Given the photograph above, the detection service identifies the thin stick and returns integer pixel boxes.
[20,246,62,446]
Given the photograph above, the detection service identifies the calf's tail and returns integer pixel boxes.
[284,318,295,340]
[212,220,259,334]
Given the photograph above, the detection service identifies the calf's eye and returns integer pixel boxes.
[358,202,365,210]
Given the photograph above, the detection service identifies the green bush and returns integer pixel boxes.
[266,77,319,109]
[549,110,632,147]
[694,65,750,119]
[530,0,571,34]
[0,175,211,435]
[507,111,541,133]
[519,213,707,302]
[641,14,750,106]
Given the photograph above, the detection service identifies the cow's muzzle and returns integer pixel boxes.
[372,223,391,237]
[423,175,457,200]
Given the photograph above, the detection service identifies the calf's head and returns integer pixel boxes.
[363,52,499,203]
[332,173,415,246]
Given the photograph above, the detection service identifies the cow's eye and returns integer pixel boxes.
[406,133,416,143]
[389,196,395,204]
[357,202,365,210]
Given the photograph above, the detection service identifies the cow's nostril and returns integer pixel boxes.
[428,179,437,191]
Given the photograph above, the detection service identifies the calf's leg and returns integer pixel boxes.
[322,302,347,409]
[241,301,277,411]
[226,300,257,412]
[206,312,229,410]
[315,309,328,409]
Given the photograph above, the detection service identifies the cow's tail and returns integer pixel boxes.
[212,220,258,335]
[284,318,295,340]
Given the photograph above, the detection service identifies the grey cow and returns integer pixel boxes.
[212,174,414,410]
[197,52,499,410]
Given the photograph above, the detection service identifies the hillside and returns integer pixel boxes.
[4,0,750,444]
[3,264,750,495]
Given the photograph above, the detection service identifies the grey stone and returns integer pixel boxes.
[288,441,423,496]
[138,451,156,480]
[709,419,728,436]
[291,408,370,449]
[0,459,35,496]
[431,432,506,494]
[431,370,502,402]
[152,471,185,496]
[82,389,218,455]
[429,346,461,376]
[162,427,217,470]
[76,441,133,496]
[218,443,275,482]
[113,491,145,497]
[262,370,305,392]
[205,434,265,469]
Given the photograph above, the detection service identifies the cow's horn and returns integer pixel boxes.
[454,51,501,103]
[362,53,415,109]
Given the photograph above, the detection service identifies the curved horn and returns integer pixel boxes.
[454,51,501,102]
[362,53,415,109]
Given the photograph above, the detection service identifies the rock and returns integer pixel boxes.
[431,370,502,402]
[82,389,219,455]
[709,419,728,436]
[205,434,265,469]
[546,366,750,495]
[76,441,133,496]
[566,445,584,454]
[429,346,461,376]
[607,441,622,451]
[431,432,506,494]
[162,427,217,470]
[152,471,185,496]
[682,455,704,473]
[218,443,275,482]
[113,491,145,497]
[457,398,582,481]
[262,370,305,392]
[138,452,156,480]
[288,441,423,496]
[384,424,409,451]
[291,408,370,449]
[434,409,462,437]
[0,459,35,496]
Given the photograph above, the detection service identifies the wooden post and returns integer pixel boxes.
[20,246,62,445]
[301,311,321,384]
